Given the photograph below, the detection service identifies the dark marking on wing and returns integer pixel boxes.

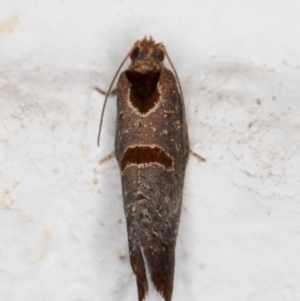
[121,145,173,171]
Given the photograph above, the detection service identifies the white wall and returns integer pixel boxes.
[1,1,300,300]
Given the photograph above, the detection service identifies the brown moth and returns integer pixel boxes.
[97,37,189,301]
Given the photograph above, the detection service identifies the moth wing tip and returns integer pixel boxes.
[130,247,149,301]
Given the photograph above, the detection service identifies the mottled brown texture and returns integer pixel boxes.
[115,37,189,301]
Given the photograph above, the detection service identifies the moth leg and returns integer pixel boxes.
[99,151,115,165]
[94,86,117,96]
[190,150,206,162]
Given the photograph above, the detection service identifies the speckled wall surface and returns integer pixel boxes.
[1,1,300,300]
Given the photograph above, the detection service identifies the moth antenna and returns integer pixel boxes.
[97,49,132,147]
[162,47,188,156]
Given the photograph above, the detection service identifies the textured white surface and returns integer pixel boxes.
[1,1,300,300]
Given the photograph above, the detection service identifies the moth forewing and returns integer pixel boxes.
[99,37,189,301]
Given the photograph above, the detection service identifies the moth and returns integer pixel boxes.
[97,37,189,301]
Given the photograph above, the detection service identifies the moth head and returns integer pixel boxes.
[128,36,165,74]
